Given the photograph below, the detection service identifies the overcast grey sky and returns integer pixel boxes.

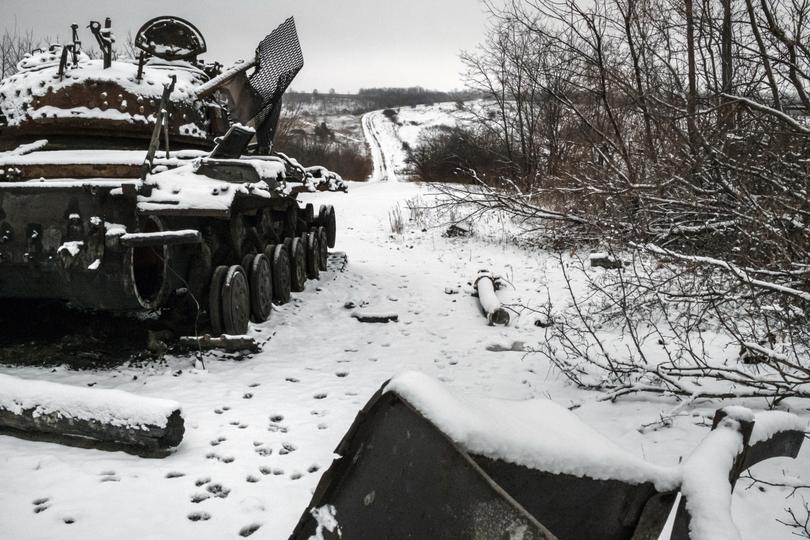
[1,0,490,93]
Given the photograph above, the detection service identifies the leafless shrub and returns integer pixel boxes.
[404,195,428,229]
[275,106,372,180]
[532,251,810,404]
[389,204,404,235]
[0,25,36,78]
[742,472,810,538]
[416,0,810,406]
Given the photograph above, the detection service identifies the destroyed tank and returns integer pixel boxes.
[0,16,345,336]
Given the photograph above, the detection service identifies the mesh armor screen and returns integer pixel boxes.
[251,17,304,149]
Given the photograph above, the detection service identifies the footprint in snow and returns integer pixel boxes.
[165,471,185,479]
[206,483,231,498]
[190,493,211,504]
[100,471,120,482]
[206,453,235,463]
[290,472,302,480]
[32,498,50,514]
[195,477,211,487]
[210,436,227,446]
[254,446,273,456]
[285,377,299,383]
[239,523,262,537]
[246,475,259,483]
[314,393,327,400]
[63,517,75,524]
[278,442,297,455]
[187,512,211,522]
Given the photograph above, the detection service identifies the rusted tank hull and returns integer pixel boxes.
[0,182,191,311]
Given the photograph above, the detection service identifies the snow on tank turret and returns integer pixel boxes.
[0,16,346,339]
[0,17,223,151]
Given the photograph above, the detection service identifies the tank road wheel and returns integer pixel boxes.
[249,254,273,322]
[208,265,228,336]
[289,237,307,292]
[305,231,320,280]
[222,265,251,335]
[241,254,255,277]
[263,243,276,263]
[272,244,292,304]
[318,204,337,248]
[316,226,329,271]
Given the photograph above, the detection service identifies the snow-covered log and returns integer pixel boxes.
[0,374,184,450]
[178,334,260,353]
[589,252,623,270]
[474,272,510,325]
[351,311,399,323]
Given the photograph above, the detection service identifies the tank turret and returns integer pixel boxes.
[0,16,226,151]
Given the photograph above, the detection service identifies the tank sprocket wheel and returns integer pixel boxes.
[222,265,251,335]
[316,226,329,271]
[318,204,337,248]
[289,237,307,292]
[304,231,320,280]
[249,253,273,322]
[272,244,292,304]
[208,265,228,336]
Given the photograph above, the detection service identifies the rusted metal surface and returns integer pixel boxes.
[0,15,343,337]
[0,78,215,151]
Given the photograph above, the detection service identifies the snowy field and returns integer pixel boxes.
[362,101,484,181]
[0,107,808,539]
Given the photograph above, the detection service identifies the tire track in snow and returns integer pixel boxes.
[361,110,398,182]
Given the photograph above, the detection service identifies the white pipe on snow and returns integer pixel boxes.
[475,272,510,325]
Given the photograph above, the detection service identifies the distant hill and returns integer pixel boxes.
[284,87,481,115]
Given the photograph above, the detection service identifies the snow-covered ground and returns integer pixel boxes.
[0,107,808,539]
[361,101,483,181]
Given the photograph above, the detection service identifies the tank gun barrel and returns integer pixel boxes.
[191,59,257,100]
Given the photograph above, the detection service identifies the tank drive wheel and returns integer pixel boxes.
[304,231,320,280]
[272,244,292,304]
[208,265,228,336]
[318,204,337,248]
[222,265,251,335]
[316,226,329,271]
[249,253,273,322]
[289,237,307,292]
